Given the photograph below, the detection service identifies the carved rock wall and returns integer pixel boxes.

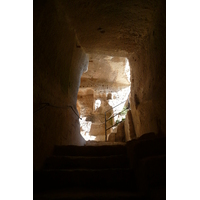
[33,0,166,168]
[33,0,88,170]
[128,1,166,137]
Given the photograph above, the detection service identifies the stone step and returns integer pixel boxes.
[34,168,136,192]
[53,145,127,157]
[44,155,129,170]
[34,188,146,200]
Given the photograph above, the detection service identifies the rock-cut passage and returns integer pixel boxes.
[77,55,131,142]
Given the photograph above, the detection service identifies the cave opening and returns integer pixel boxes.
[77,55,131,141]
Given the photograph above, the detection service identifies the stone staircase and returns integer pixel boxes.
[33,143,145,200]
[34,134,166,200]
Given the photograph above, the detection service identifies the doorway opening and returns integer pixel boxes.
[77,55,131,141]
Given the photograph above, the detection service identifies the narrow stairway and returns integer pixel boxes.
[33,142,145,200]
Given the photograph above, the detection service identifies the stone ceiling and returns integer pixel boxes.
[63,0,159,56]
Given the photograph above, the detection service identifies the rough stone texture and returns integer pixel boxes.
[77,55,130,140]
[63,0,160,56]
[34,0,166,169]
[124,110,136,141]
[115,121,125,142]
[127,1,166,137]
[34,0,88,169]
[108,133,116,142]
[78,92,94,116]
[128,8,166,137]
[108,121,125,142]
[63,0,166,137]
[80,55,130,91]
[78,90,113,141]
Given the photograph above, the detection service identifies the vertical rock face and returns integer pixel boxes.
[124,110,136,141]
[33,0,88,170]
[128,1,166,137]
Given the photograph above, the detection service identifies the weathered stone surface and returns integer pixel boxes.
[77,55,131,140]
[115,121,125,142]
[62,0,161,56]
[80,55,130,91]
[108,132,116,142]
[64,0,166,138]
[124,110,136,141]
[34,0,166,168]
[34,0,88,169]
